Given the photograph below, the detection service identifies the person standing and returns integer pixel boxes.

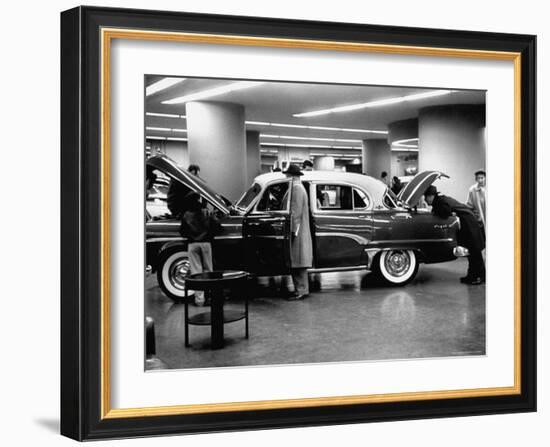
[424,185,485,285]
[284,164,313,300]
[380,171,389,186]
[466,170,486,240]
[167,164,202,218]
[391,176,403,195]
[179,192,221,306]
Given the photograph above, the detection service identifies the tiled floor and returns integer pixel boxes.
[145,258,485,370]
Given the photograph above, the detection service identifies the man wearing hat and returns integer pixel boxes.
[424,185,485,285]
[284,164,313,300]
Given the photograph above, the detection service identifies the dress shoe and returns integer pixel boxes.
[285,293,308,301]
[459,275,471,284]
[468,277,483,285]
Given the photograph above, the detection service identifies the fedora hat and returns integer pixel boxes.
[283,164,304,176]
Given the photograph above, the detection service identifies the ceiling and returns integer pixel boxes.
[145,76,485,156]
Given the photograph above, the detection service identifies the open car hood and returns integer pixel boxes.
[397,170,449,207]
[147,155,231,214]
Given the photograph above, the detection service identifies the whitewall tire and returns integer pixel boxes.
[157,249,190,301]
[376,249,418,286]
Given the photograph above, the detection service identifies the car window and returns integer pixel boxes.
[316,184,353,210]
[384,191,397,209]
[353,188,370,209]
[256,181,290,212]
[236,182,261,210]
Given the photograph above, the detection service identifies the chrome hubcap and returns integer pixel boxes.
[168,258,190,290]
[384,250,411,277]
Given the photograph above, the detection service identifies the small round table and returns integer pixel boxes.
[184,271,249,349]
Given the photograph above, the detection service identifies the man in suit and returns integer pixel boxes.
[284,164,313,300]
[424,185,485,285]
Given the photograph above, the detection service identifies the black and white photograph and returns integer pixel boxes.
[144,76,487,370]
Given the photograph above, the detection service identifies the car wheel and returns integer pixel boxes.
[375,249,418,286]
[157,248,191,301]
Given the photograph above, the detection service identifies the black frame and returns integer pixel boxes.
[61,6,536,441]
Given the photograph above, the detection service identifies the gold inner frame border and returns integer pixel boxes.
[100,27,522,419]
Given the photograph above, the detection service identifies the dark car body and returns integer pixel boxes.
[146,155,460,300]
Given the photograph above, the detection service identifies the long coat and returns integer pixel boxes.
[431,194,485,252]
[289,180,313,268]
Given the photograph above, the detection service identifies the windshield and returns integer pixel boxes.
[235,183,261,210]
[384,189,399,208]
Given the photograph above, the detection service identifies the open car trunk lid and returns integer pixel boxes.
[147,155,231,214]
[397,171,449,207]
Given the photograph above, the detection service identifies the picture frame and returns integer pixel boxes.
[60,5,536,441]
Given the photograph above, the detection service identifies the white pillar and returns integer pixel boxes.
[186,101,246,201]
[246,130,261,185]
[361,139,391,178]
[418,104,485,200]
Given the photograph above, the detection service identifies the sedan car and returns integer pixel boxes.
[146,155,461,301]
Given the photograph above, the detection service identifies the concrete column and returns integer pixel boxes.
[314,156,335,171]
[186,101,246,201]
[361,139,391,179]
[246,130,261,185]
[163,141,189,168]
[418,104,485,201]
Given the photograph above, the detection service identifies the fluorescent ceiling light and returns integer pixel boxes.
[260,134,361,143]
[245,120,387,134]
[162,81,264,105]
[393,138,418,145]
[391,148,419,152]
[146,136,166,140]
[261,142,361,150]
[146,112,186,119]
[146,78,185,96]
[146,127,187,133]
[167,137,188,141]
[392,137,419,150]
[293,90,452,117]
[246,120,271,126]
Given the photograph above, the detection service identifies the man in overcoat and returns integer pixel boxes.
[424,185,485,285]
[284,164,313,300]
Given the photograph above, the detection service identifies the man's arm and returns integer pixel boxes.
[289,185,304,236]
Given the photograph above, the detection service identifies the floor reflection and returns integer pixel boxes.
[145,258,486,370]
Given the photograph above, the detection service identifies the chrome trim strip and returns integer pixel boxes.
[367,238,453,246]
[147,235,242,243]
[147,221,179,227]
[246,235,286,240]
[146,237,183,243]
[316,232,370,245]
[308,265,367,273]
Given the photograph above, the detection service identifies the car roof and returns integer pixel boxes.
[253,170,389,203]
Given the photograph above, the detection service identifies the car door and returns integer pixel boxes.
[311,182,373,268]
[243,180,292,275]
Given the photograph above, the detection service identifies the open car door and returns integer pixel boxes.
[398,171,449,208]
[243,181,292,275]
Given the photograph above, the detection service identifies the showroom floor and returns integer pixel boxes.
[145,258,485,370]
